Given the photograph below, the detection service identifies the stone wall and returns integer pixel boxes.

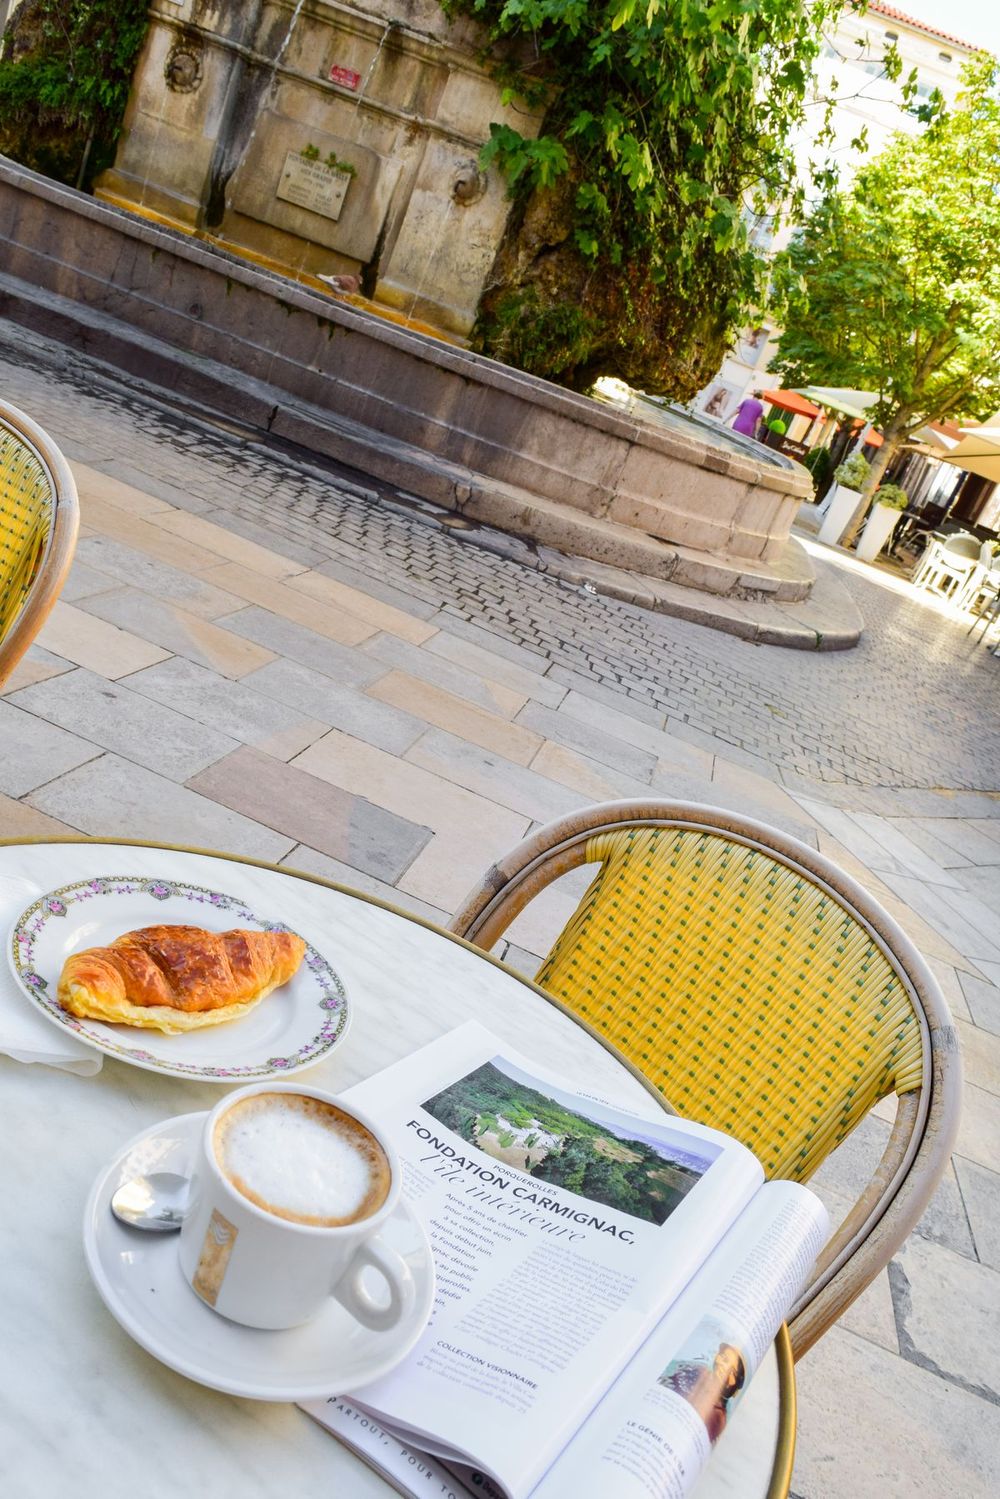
[95,0,543,336]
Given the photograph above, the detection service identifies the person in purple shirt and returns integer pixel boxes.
[731,390,764,437]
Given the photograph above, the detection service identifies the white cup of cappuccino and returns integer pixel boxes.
[178,1083,416,1331]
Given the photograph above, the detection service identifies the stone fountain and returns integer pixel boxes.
[0,0,822,619]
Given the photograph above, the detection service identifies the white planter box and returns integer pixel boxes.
[817,484,862,546]
[856,502,902,563]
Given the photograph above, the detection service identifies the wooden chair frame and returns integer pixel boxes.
[450,800,962,1359]
[0,398,79,687]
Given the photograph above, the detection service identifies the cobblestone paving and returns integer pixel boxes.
[2,321,996,793]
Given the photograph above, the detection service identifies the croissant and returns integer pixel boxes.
[57,925,307,1034]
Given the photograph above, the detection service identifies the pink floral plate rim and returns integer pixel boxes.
[8,875,349,1080]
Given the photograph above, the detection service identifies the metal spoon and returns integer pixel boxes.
[110,1172,189,1233]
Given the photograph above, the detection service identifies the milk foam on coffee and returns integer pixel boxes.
[214,1093,391,1227]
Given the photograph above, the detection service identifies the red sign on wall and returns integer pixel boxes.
[329,64,362,91]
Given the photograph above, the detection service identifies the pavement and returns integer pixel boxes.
[2,318,1000,1496]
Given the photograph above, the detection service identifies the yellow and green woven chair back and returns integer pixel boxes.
[535,827,923,1182]
[0,425,54,644]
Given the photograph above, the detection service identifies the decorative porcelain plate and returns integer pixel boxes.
[7,876,350,1081]
[84,1112,435,1398]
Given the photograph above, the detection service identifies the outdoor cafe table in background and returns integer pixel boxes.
[0,839,795,1499]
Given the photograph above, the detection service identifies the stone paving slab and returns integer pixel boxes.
[59,558,117,603]
[187,745,432,883]
[0,792,77,840]
[370,670,543,766]
[286,568,437,645]
[121,656,328,761]
[954,1019,1000,1101]
[72,460,175,518]
[954,1158,1000,1272]
[8,667,241,783]
[515,701,660,781]
[891,1233,1000,1401]
[0,700,100,796]
[150,508,308,578]
[78,590,276,678]
[278,843,450,928]
[544,662,665,724]
[422,630,568,708]
[958,973,1000,1037]
[205,565,378,646]
[406,728,588,823]
[197,507,328,566]
[219,607,380,681]
[319,556,441,621]
[237,657,423,756]
[39,599,172,678]
[24,753,295,861]
[835,1268,899,1355]
[793,1327,1000,1497]
[362,631,528,717]
[78,489,225,572]
[529,740,660,803]
[89,458,215,513]
[0,643,74,694]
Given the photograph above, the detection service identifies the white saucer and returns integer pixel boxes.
[83,1112,435,1400]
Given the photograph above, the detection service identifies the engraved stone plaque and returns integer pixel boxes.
[276,152,352,221]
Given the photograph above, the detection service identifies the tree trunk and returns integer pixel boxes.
[841,429,905,548]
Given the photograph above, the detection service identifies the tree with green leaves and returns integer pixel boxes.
[441,0,846,397]
[772,54,1000,517]
[0,0,149,189]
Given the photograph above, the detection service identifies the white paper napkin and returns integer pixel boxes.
[0,872,102,1075]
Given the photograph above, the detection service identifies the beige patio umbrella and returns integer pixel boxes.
[796,386,878,422]
[938,415,1000,482]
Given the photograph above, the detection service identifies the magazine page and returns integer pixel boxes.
[531,1180,830,1499]
[307,1399,485,1499]
[304,1180,828,1499]
[301,1021,763,1499]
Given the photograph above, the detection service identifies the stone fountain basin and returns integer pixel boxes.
[0,159,813,601]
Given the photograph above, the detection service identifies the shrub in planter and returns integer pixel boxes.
[873,483,909,510]
[832,452,871,490]
[818,451,871,545]
[857,483,909,561]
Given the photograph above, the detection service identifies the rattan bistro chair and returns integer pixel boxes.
[0,399,78,687]
[450,801,961,1359]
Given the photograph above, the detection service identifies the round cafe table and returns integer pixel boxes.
[0,839,794,1499]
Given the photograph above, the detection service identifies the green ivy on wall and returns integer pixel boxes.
[440,0,845,397]
[0,0,150,189]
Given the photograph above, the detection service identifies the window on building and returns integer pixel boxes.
[884,30,898,40]
[743,208,775,255]
[939,52,952,63]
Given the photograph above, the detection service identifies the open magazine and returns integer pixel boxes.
[301,1022,829,1499]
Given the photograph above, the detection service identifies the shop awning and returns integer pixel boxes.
[760,389,821,419]
[795,386,878,421]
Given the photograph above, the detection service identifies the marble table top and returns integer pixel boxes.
[0,839,786,1499]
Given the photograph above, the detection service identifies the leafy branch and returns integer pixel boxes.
[0,0,150,188]
[442,0,849,395]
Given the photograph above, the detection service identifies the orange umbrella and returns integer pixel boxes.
[760,389,821,419]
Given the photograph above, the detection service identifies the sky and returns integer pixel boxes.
[883,0,1000,56]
